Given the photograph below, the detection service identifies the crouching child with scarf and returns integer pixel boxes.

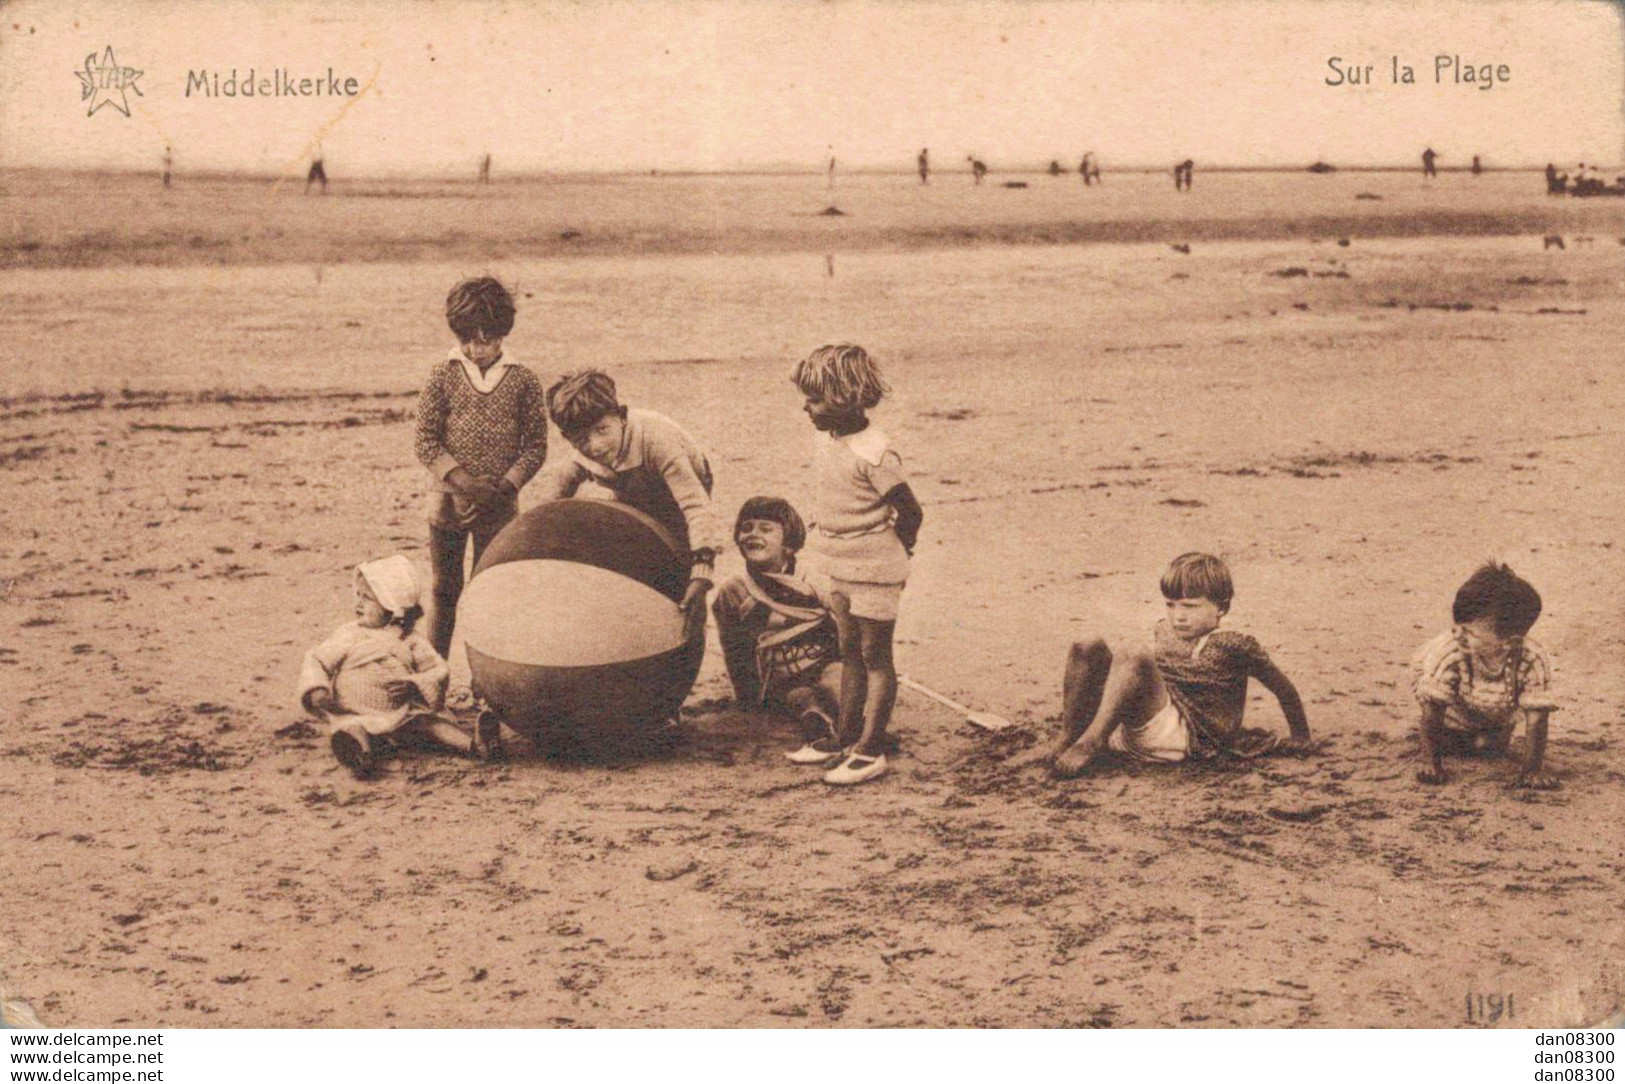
[712,497,847,765]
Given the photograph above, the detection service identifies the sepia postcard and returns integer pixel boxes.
[1,0,1621,1037]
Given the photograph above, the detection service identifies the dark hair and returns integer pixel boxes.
[1453,561,1541,638]
[1159,552,1234,612]
[445,277,516,342]
[734,496,807,553]
[547,370,623,437]
[395,604,424,638]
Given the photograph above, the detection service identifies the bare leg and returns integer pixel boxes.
[850,618,897,758]
[1009,639,1112,768]
[784,664,843,745]
[1052,649,1166,778]
[830,592,864,747]
[1483,718,1516,759]
[398,715,474,756]
[427,525,468,660]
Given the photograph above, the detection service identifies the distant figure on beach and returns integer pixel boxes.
[1566,164,1617,197]
[305,152,328,195]
[479,153,492,184]
[1079,152,1099,186]
[918,148,930,185]
[1545,163,1563,196]
[968,156,987,185]
[161,145,172,189]
[1421,147,1437,178]
[828,156,837,191]
[1471,155,1482,176]
[1174,159,1194,191]
[1047,159,1063,177]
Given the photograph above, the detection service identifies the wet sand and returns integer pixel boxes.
[5,168,1623,269]
[1,204,1622,1026]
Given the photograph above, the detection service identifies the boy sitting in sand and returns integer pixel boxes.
[1012,552,1311,777]
[1412,561,1559,789]
[298,556,476,778]
[531,370,724,641]
[713,497,845,763]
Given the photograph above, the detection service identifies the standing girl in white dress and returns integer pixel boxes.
[791,345,924,786]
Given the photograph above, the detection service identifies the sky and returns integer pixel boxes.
[2,0,1621,175]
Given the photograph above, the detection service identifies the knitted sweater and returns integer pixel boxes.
[413,355,549,491]
[530,408,723,576]
[809,425,910,583]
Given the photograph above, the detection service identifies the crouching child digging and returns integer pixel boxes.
[1412,561,1559,789]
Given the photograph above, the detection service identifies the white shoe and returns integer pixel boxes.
[823,752,888,785]
[785,741,845,765]
[446,685,477,712]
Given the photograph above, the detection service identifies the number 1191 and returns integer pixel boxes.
[1466,993,1514,1023]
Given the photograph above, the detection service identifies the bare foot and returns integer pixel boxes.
[1051,739,1102,779]
[1416,766,1450,785]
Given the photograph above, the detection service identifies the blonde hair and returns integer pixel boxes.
[791,344,888,411]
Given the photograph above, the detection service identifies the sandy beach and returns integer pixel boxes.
[2,171,1622,1027]
[5,168,1623,270]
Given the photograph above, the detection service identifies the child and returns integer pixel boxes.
[1412,561,1559,789]
[712,496,846,762]
[531,369,723,640]
[413,277,550,672]
[792,344,923,785]
[298,556,475,778]
[1013,552,1311,777]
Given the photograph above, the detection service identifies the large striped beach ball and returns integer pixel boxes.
[460,499,703,750]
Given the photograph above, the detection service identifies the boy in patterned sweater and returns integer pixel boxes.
[413,277,550,663]
[1012,552,1312,778]
[1412,561,1559,789]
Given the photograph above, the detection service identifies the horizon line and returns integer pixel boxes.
[2,162,1592,185]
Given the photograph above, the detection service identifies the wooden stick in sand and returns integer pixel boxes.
[898,674,1013,731]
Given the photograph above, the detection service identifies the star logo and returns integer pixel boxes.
[75,46,144,117]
